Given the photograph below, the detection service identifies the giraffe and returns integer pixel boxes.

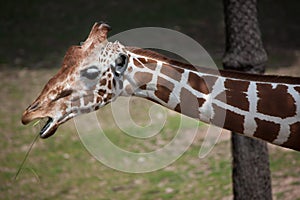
[22,22,300,151]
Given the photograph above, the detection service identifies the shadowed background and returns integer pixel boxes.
[0,0,299,69]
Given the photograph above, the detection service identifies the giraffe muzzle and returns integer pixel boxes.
[21,109,58,138]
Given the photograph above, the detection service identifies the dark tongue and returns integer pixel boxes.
[40,118,53,135]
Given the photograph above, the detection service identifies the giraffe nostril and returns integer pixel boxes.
[27,102,40,112]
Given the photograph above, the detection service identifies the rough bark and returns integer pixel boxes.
[222,0,272,199]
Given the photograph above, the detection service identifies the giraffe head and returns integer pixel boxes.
[21,22,130,138]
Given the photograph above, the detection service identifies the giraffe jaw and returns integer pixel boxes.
[39,117,58,138]
[39,111,78,138]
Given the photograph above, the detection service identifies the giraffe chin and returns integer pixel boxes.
[40,117,58,139]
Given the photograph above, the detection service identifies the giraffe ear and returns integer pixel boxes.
[82,22,111,51]
[112,53,128,77]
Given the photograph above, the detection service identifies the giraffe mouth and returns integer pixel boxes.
[39,112,75,138]
[40,117,58,138]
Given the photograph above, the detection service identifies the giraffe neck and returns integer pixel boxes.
[122,48,300,151]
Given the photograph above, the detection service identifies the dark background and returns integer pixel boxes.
[0,0,299,69]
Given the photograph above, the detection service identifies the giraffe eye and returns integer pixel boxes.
[80,66,100,80]
[112,53,128,77]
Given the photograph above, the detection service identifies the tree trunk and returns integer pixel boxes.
[222,0,272,199]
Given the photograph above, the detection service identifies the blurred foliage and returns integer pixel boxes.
[0,0,299,68]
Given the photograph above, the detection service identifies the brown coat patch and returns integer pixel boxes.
[100,79,107,86]
[137,57,157,70]
[83,94,94,106]
[257,84,296,118]
[283,122,300,151]
[104,93,114,102]
[133,58,143,68]
[212,104,244,134]
[71,98,81,108]
[221,79,250,111]
[253,118,280,142]
[96,96,103,103]
[134,72,153,88]
[161,63,183,82]
[155,77,174,103]
[179,88,200,118]
[98,89,106,96]
[188,73,217,95]
[174,100,206,115]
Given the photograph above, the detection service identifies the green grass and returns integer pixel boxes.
[0,69,300,199]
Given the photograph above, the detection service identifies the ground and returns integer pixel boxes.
[0,58,299,200]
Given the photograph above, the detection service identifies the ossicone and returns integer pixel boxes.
[82,22,112,50]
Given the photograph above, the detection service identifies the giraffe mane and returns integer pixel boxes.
[127,47,300,85]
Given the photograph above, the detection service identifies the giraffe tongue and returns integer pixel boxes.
[40,118,57,138]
